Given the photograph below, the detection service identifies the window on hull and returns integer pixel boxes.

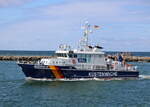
[68,54,77,58]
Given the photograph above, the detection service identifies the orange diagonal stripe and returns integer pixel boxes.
[48,66,64,79]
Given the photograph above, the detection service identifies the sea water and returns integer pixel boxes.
[0,51,150,106]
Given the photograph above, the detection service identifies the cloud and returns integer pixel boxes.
[0,0,150,51]
[0,19,81,50]
[35,0,150,23]
[0,0,33,7]
[39,1,122,22]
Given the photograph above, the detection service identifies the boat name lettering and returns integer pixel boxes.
[89,72,117,77]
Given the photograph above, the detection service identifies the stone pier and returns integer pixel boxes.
[0,56,52,61]
[0,56,150,62]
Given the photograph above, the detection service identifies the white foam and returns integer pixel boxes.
[25,75,150,82]
[25,77,132,82]
[26,77,93,81]
[139,75,150,79]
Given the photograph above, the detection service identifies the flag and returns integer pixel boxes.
[94,25,100,29]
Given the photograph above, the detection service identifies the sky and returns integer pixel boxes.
[0,0,150,51]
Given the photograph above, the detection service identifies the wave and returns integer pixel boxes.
[26,77,137,82]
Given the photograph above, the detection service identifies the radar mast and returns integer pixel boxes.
[79,21,93,50]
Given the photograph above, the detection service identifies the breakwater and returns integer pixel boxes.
[110,56,150,62]
[0,56,150,62]
[0,56,52,61]
[124,56,150,62]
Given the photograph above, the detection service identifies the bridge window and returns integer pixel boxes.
[68,54,73,58]
[68,54,77,58]
[87,54,91,63]
[56,53,67,57]
[74,54,77,58]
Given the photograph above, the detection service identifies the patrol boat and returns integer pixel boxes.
[18,21,139,80]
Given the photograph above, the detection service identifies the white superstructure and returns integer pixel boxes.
[39,21,136,71]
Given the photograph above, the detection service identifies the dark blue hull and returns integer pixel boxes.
[18,64,139,79]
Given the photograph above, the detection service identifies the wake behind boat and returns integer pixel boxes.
[18,21,139,80]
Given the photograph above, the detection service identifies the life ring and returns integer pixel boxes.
[112,64,115,68]
[72,59,76,64]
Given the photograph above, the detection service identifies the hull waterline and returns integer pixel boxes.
[18,64,139,80]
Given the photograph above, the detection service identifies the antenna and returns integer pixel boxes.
[79,21,93,50]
